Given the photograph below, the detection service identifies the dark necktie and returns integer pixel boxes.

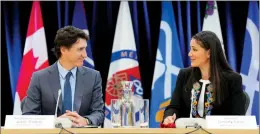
[62,71,72,114]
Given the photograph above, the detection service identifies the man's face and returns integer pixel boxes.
[61,38,87,67]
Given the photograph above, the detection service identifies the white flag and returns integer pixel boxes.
[202,0,224,51]
[104,1,143,128]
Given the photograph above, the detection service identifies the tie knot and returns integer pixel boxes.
[66,71,72,80]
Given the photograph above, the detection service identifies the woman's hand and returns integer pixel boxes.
[163,113,176,125]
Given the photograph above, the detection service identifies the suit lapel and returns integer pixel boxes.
[183,87,192,110]
[48,63,62,115]
[74,67,87,113]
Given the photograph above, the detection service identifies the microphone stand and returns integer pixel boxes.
[55,89,61,119]
[55,89,75,134]
[58,124,75,134]
[185,123,212,134]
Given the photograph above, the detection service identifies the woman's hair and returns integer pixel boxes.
[186,31,233,105]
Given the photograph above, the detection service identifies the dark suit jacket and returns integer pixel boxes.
[22,62,104,126]
[163,68,245,121]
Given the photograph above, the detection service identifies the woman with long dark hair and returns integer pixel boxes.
[163,31,245,125]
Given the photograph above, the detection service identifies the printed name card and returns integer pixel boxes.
[4,115,55,129]
[206,116,257,129]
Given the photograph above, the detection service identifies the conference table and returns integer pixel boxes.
[1,128,259,134]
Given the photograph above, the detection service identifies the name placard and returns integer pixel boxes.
[206,116,257,129]
[4,115,55,129]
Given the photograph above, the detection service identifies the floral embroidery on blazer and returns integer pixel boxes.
[191,82,214,118]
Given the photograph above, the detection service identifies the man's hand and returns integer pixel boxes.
[58,110,88,127]
[163,113,176,125]
[65,110,88,127]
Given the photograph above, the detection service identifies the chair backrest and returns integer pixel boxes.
[243,91,250,115]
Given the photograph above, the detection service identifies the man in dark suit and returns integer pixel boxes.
[22,26,104,127]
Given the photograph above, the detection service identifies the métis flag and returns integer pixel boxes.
[104,1,143,128]
[13,1,49,114]
[150,1,184,128]
[240,1,259,124]
[72,1,94,68]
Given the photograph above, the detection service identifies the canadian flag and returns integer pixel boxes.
[13,1,49,114]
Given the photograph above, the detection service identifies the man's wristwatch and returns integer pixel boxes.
[85,118,92,125]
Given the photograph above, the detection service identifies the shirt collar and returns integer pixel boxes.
[57,60,77,79]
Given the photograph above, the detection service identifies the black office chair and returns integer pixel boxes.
[243,91,250,115]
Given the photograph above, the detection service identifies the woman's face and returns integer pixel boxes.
[188,38,210,68]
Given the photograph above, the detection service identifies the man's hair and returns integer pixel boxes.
[52,25,89,58]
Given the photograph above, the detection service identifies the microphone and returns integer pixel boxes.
[177,119,212,134]
[185,122,201,128]
[175,118,207,128]
[55,89,61,118]
[54,89,72,128]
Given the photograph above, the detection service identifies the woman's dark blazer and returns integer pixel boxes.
[163,68,246,121]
